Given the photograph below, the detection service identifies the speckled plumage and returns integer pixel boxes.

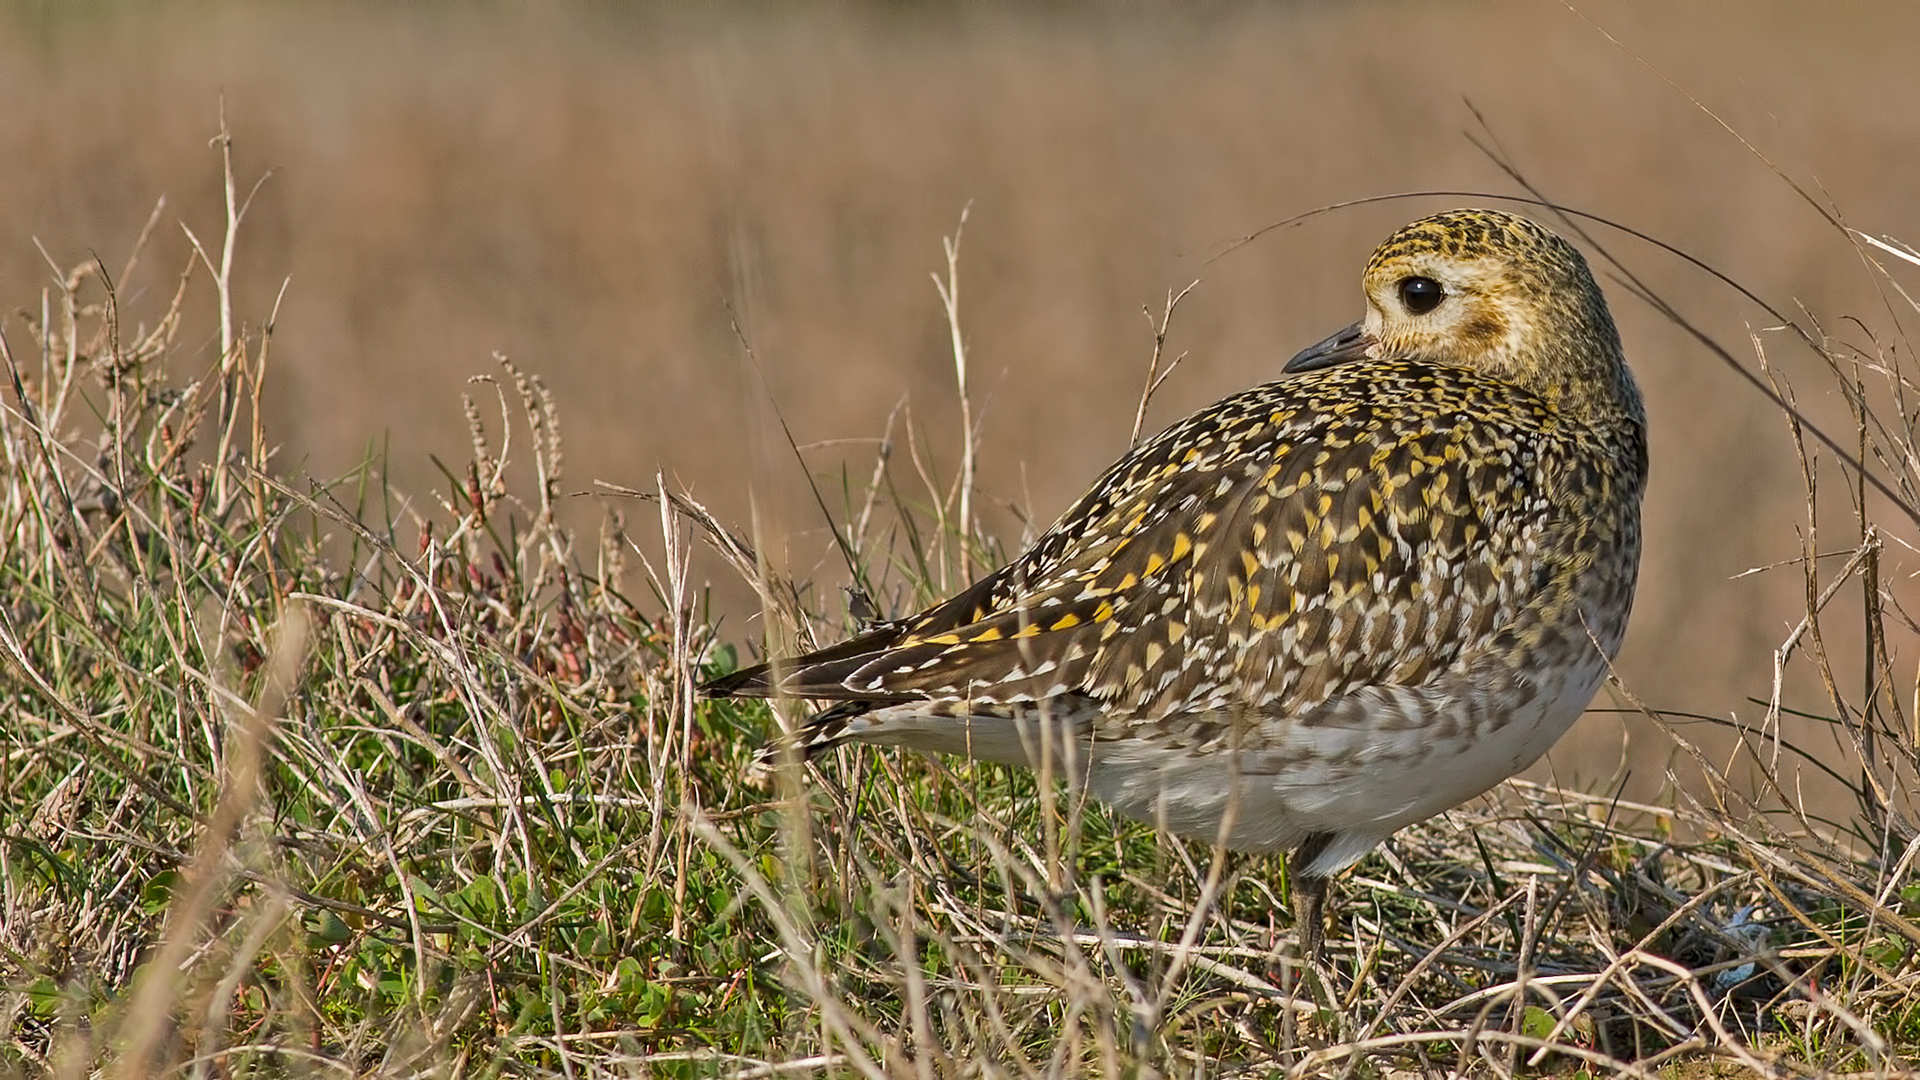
[706,208,1646,953]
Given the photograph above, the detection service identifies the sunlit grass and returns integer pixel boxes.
[3,120,1917,1079]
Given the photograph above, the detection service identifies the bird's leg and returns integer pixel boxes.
[1274,833,1336,1015]
[1275,839,1338,1054]
[1288,832,1335,960]
[1291,872,1328,961]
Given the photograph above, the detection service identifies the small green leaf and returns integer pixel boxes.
[311,910,353,944]
[141,870,181,913]
[1519,1004,1558,1041]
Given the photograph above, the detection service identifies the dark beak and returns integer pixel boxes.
[1284,321,1375,373]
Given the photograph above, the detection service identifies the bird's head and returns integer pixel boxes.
[1288,208,1634,416]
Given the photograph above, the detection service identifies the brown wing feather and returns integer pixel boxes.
[710,363,1567,725]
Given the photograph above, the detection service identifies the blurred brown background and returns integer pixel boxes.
[5,2,1915,814]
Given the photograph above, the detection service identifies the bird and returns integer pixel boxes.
[705,208,1647,959]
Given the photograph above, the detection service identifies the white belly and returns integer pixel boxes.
[1083,655,1609,874]
[836,647,1610,877]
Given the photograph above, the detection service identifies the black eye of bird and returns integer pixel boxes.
[1398,276,1445,315]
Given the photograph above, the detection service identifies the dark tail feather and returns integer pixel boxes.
[701,659,776,698]
[745,700,873,782]
[700,623,914,700]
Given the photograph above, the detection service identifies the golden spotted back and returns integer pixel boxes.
[708,208,1646,868]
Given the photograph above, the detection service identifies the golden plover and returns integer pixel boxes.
[707,208,1646,956]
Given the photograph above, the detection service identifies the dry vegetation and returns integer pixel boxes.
[3,4,1920,1078]
[3,112,1919,1077]
[5,1,1918,811]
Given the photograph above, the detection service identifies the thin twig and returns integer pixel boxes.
[1130,280,1199,448]
[931,201,978,580]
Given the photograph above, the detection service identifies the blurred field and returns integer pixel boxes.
[4,1,1917,811]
